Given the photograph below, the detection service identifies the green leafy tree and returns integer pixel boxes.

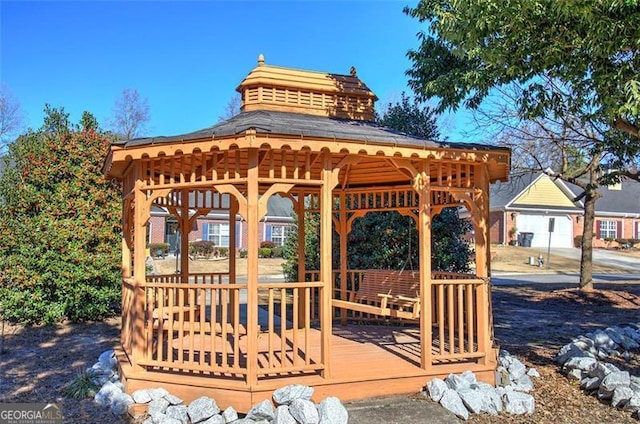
[0,106,122,324]
[377,92,441,140]
[405,1,640,139]
[405,1,640,288]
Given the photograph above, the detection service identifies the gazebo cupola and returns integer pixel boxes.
[237,54,377,120]
[104,55,510,412]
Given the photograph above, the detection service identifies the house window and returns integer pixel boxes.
[599,220,617,239]
[207,223,230,247]
[269,225,294,247]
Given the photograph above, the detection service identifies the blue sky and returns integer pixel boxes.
[1,1,473,141]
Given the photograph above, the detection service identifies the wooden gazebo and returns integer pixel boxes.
[103,55,510,411]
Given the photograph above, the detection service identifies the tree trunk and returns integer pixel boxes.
[579,185,600,290]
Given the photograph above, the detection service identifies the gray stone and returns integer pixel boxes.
[507,358,527,380]
[601,371,631,392]
[273,405,297,424]
[458,389,483,414]
[152,414,182,424]
[496,367,511,386]
[611,386,635,408]
[630,375,640,392]
[148,398,170,416]
[439,389,469,421]
[513,374,534,392]
[588,362,612,379]
[593,330,615,348]
[624,395,640,413]
[564,356,597,372]
[273,384,315,406]
[527,368,540,378]
[246,399,275,422]
[555,343,589,364]
[482,389,503,415]
[426,378,448,402]
[110,392,134,416]
[567,368,583,381]
[460,370,477,384]
[187,397,220,423]
[132,389,152,404]
[289,398,319,424]
[222,406,238,423]
[165,405,189,424]
[94,381,122,407]
[445,373,471,391]
[581,376,602,391]
[164,393,184,406]
[318,397,348,424]
[200,415,224,424]
[142,419,154,424]
[99,349,117,371]
[504,391,535,415]
[148,388,170,401]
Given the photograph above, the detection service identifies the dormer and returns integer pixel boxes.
[236,54,378,121]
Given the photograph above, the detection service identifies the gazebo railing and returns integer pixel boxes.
[121,277,136,358]
[327,269,489,364]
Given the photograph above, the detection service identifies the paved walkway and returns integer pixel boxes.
[345,395,458,424]
[551,247,638,271]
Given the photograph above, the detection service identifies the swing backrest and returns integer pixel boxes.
[357,269,420,304]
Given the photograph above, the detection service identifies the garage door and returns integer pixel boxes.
[516,214,573,248]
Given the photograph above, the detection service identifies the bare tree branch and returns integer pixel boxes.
[0,84,25,153]
[109,88,150,140]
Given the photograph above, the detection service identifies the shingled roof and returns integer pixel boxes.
[116,109,504,154]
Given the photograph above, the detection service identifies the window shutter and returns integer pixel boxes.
[617,221,622,239]
[202,223,209,241]
[235,222,241,248]
[595,220,601,239]
[266,225,272,241]
[636,221,639,239]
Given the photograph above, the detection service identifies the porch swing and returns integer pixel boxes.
[333,222,422,320]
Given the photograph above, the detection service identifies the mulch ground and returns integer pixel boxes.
[0,283,638,423]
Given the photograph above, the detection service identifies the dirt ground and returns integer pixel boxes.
[1,248,639,423]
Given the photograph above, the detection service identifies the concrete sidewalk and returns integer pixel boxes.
[345,395,458,424]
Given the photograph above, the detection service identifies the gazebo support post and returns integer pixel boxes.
[338,192,348,326]
[295,190,307,329]
[417,167,433,370]
[180,189,190,283]
[132,178,148,372]
[474,165,492,364]
[319,152,334,378]
[228,197,238,323]
[245,148,260,386]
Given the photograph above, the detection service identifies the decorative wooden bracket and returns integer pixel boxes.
[215,184,248,220]
[258,183,295,220]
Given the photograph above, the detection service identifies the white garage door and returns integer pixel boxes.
[516,214,573,248]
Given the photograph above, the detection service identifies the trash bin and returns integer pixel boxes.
[517,233,524,246]
[522,232,534,248]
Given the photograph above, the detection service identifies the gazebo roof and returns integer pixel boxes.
[117,109,494,153]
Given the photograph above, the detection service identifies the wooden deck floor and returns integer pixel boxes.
[120,323,496,412]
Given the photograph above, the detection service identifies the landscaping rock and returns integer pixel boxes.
[581,376,602,391]
[564,356,597,372]
[426,378,448,402]
[164,393,184,406]
[199,415,224,424]
[289,398,320,424]
[624,395,640,413]
[273,405,297,424]
[439,389,469,421]
[527,368,540,378]
[458,389,483,414]
[445,373,471,391]
[187,397,219,423]
[504,391,535,415]
[98,349,117,371]
[611,387,635,409]
[165,405,189,424]
[94,381,122,407]
[110,392,134,416]
[601,371,631,393]
[222,406,238,423]
[513,374,535,392]
[507,358,527,380]
[273,384,314,406]
[246,399,275,422]
[148,388,170,401]
[132,389,152,404]
[148,398,170,417]
[318,397,348,424]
